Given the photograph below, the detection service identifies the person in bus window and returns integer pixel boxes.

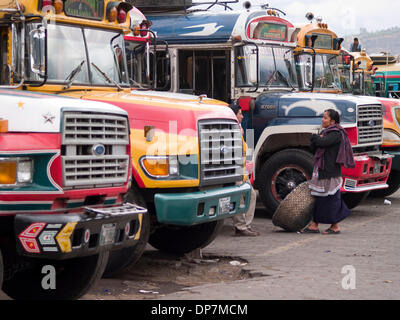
[350,38,361,52]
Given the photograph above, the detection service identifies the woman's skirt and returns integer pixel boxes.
[308,167,351,224]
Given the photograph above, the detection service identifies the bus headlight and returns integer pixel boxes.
[0,158,33,186]
[17,159,34,183]
[383,129,400,144]
[140,156,180,178]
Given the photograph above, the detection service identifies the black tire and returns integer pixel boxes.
[370,170,400,198]
[342,191,370,209]
[258,149,314,214]
[0,249,3,290]
[103,187,150,278]
[149,220,224,254]
[2,251,108,300]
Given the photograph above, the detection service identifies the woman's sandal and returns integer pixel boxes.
[300,227,320,233]
[322,228,341,235]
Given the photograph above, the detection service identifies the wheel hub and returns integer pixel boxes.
[287,181,297,190]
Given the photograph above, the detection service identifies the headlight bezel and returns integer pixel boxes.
[140,155,180,179]
[0,157,34,188]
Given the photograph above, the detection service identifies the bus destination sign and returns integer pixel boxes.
[254,23,287,41]
[313,33,333,50]
[64,0,104,20]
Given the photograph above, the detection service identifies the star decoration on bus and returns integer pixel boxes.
[43,112,56,124]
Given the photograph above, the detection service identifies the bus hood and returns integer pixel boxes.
[256,92,383,124]
[0,89,128,133]
[66,90,237,134]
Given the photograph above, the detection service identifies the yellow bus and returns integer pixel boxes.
[295,17,343,93]
[0,0,250,278]
[339,49,375,96]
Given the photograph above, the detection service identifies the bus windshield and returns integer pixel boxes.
[313,54,341,90]
[26,22,129,87]
[235,45,298,89]
[340,67,352,93]
[364,74,375,96]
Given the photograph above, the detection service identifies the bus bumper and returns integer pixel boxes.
[341,153,393,192]
[15,203,147,259]
[154,182,252,225]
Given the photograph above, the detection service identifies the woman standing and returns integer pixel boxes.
[302,109,355,234]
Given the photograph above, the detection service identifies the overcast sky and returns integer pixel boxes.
[193,0,400,37]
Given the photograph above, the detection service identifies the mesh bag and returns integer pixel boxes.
[272,181,315,232]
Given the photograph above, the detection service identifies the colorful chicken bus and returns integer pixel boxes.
[0,0,251,281]
[0,1,148,299]
[338,50,400,196]
[293,16,393,206]
[371,53,400,99]
[338,49,376,96]
[139,2,392,213]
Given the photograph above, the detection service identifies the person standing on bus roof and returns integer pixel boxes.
[350,38,361,52]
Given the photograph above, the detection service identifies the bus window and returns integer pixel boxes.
[126,40,151,88]
[365,74,375,96]
[154,50,170,91]
[235,45,298,89]
[178,50,229,101]
[39,23,89,84]
[353,72,362,95]
[86,28,129,85]
[179,50,194,93]
[294,53,313,90]
[314,54,341,90]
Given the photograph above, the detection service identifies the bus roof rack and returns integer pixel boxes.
[130,0,239,14]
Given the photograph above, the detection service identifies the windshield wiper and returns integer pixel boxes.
[264,70,295,91]
[63,60,85,90]
[91,62,123,91]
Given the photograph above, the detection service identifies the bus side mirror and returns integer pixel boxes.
[248,48,258,84]
[29,26,46,77]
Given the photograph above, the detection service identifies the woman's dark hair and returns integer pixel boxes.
[325,109,340,124]
[229,101,241,116]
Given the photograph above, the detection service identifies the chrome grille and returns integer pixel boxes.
[199,119,244,186]
[61,112,129,189]
[357,104,383,145]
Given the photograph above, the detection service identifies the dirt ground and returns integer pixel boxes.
[83,250,253,300]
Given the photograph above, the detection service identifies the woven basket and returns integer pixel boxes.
[272,181,315,232]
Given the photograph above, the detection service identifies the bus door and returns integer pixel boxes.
[178,49,230,102]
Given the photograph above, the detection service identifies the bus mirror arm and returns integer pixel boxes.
[144,30,158,90]
[242,40,259,93]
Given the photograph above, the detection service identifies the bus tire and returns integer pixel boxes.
[103,187,150,278]
[369,170,400,198]
[2,251,108,300]
[149,220,224,254]
[258,149,314,214]
[342,191,370,209]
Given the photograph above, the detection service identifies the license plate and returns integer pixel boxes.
[219,197,231,214]
[100,223,116,246]
[374,162,381,174]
